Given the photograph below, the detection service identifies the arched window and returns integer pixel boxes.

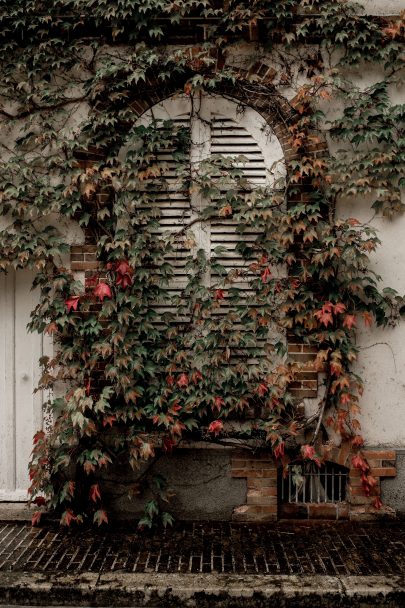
[126,94,286,353]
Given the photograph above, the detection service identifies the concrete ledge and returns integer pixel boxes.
[1,572,405,607]
[0,503,33,522]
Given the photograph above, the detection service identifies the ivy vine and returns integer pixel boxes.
[0,0,404,527]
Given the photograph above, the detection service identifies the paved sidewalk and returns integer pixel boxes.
[0,521,405,606]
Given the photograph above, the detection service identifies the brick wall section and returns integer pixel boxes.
[70,244,98,272]
[279,444,397,521]
[287,336,318,398]
[349,449,396,521]
[231,451,278,522]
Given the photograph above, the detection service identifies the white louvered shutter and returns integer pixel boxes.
[137,95,285,334]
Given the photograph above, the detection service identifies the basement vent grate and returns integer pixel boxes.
[281,462,348,504]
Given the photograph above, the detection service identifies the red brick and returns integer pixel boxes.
[302,345,318,353]
[71,261,100,271]
[230,469,249,478]
[248,487,278,497]
[289,353,318,363]
[71,245,97,253]
[363,450,396,460]
[279,503,309,519]
[307,503,338,520]
[348,494,376,506]
[247,477,278,489]
[231,459,248,468]
[350,467,396,478]
[247,493,277,506]
[349,486,380,497]
[370,467,397,477]
[288,343,303,353]
[240,461,276,470]
[289,389,318,398]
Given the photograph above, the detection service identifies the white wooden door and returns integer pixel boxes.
[0,271,48,501]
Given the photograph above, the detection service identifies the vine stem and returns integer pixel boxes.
[312,374,332,445]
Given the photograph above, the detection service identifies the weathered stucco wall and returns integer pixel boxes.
[101,449,247,521]
[358,0,404,15]
[336,71,405,447]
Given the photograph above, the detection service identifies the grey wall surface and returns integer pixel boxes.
[381,452,405,514]
[101,449,246,521]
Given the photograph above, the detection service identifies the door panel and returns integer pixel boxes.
[0,271,49,501]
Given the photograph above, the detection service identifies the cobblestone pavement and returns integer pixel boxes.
[0,521,404,576]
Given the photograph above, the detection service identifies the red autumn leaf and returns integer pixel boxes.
[314,307,333,327]
[184,82,192,96]
[219,204,232,217]
[208,420,223,436]
[171,420,186,436]
[330,362,342,376]
[273,441,285,460]
[116,260,132,276]
[215,289,225,300]
[301,444,321,467]
[301,444,315,460]
[45,322,58,335]
[93,509,109,526]
[102,415,116,427]
[191,370,202,383]
[340,393,351,404]
[373,496,383,509]
[114,260,133,289]
[351,435,364,448]
[85,377,91,396]
[33,496,46,507]
[347,217,361,226]
[261,266,272,283]
[31,511,42,527]
[65,295,80,313]
[166,375,175,386]
[343,314,356,329]
[163,437,176,453]
[289,278,300,289]
[177,373,189,388]
[362,311,373,327]
[257,382,268,397]
[351,454,369,473]
[94,282,112,301]
[213,396,224,412]
[89,483,101,503]
[116,273,133,289]
[333,303,346,314]
[61,509,76,526]
[365,474,378,489]
[83,461,96,474]
[33,430,45,444]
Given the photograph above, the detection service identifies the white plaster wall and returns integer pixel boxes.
[336,200,405,447]
[357,0,405,15]
[330,57,405,447]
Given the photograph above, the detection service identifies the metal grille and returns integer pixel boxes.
[281,462,348,504]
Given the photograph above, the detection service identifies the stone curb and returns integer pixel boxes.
[1,572,405,607]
